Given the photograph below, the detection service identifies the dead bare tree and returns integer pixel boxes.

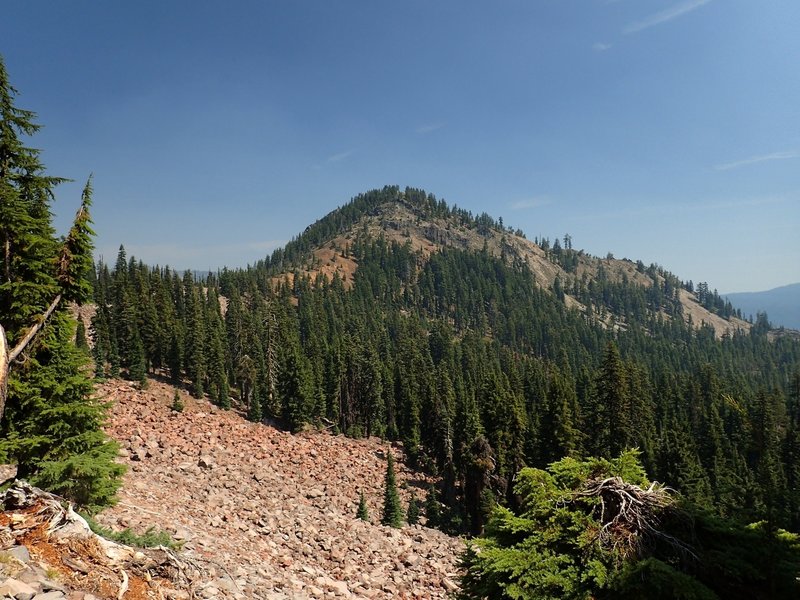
[574,476,697,562]
[0,295,63,422]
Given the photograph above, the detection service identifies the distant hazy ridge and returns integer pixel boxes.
[725,283,800,330]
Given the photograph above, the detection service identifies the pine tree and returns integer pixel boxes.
[589,342,631,457]
[424,483,442,528]
[205,287,229,408]
[278,339,313,431]
[0,57,123,509]
[171,389,185,413]
[407,490,420,525]
[185,278,206,398]
[75,319,89,352]
[381,452,403,527]
[356,491,369,522]
[751,389,787,522]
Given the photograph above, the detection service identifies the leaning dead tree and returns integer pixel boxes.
[0,186,93,424]
[574,476,697,562]
[0,326,6,421]
[0,295,63,420]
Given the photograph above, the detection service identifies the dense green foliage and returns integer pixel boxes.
[0,56,123,510]
[95,187,800,536]
[458,452,800,600]
[407,490,420,525]
[381,452,403,528]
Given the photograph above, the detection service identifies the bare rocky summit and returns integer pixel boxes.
[95,378,462,599]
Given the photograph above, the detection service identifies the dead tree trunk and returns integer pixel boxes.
[0,294,62,423]
[0,323,8,421]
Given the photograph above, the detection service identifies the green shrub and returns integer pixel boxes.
[458,451,800,600]
[81,513,180,549]
[171,390,185,412]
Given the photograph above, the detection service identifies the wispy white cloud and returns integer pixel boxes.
[713,151,799,171]
[624,0,712,34]
[326,150,353,163]
[510,197,552,211]
[415,122,445,135]
[593,42,613,52]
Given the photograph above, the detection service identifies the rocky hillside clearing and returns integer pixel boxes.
[92,377,462,599]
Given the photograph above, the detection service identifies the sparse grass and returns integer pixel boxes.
[0,551,13,565]
[81,513,181,549]
[45,567,60,580]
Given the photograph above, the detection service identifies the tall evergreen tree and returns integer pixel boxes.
[75,319,89,352]
[424,483,443,528]
[184,274,206,398]
[0,57,123,508]
[588,342,631,457]
[407,490,420,525]
[381,452,403,528]
[278,339,314,431]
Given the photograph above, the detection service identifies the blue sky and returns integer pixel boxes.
[2,0,798,292]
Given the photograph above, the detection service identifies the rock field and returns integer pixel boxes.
[91,378,463,599]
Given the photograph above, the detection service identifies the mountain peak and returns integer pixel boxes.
[262,187,751,339]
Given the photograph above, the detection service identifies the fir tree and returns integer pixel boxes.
[278,340,313,431]
[0,56,123,509]
[205,287,229,408]
[356,491,369,522]
[589,342,631,457]
[424,483,442,528]
[75,319,89,352]
[407,490,420,525]
[184,278,206,398]
[381,452,403,528]
[171,389,184,413]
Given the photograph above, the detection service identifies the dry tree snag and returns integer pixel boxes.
[0,324,7,420]
[575,476,697,561]
[0,294,63,422]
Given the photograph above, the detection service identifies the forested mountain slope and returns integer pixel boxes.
[92,186,800,538]
[258,186,750,338]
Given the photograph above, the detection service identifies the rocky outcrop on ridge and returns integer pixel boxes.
[94,378,462,599]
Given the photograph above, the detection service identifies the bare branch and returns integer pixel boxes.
[0,323,8,420]
[0,293,62,422]
[8,294,62,364]
[574,476,697,562]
